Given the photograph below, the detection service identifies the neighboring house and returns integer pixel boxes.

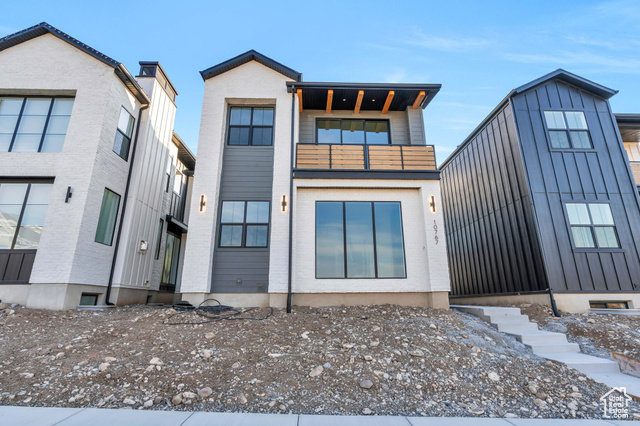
[0,23,193,309]
[440,69,640,313]
[616,114,640,191]
[181,50,450,309]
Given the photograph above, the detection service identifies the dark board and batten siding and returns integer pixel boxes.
[211,145,273,293]
[441,103,548,297]
[513,80,640,293]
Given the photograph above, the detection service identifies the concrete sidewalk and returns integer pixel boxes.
[0,406,633,425]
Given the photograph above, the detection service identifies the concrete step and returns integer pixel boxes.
[495,322,540,333]
[528,342,581,354]
[540,352,621,374]
[508,330,568,345]
[487,314,530,324]
[589,372,640,398]
[451,305,522,317]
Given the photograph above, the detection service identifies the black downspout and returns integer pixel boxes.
[105,104,149,305]
[286,89,295,313]
[548,288,561,318]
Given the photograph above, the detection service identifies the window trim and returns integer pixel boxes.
[218,200,271,248]
[154,218,164,260]
[563,201,623,252]
[94,187,121,246]
[1,96,74,153]
[315,118,392,145]
[226,106,275,146]
[543,110,593,151]
[314,201,407,279]
[112,106,135,161]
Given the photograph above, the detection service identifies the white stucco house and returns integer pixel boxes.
[0,23,194,309]
[181,51,451,310]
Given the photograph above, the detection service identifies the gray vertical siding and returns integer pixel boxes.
[211,145,273,293]
[513,80,640,293]
[441,103,548,297]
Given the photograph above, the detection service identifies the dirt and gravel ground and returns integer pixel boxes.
[0,302,638,419]
[521,304,640,360]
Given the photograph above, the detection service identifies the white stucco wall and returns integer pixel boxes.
[181,61,295,294]
[289,178,450,294]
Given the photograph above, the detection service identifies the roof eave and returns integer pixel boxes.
[200,50,302,82]
[514,68,618,100]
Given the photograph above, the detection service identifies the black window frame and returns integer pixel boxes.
[1,96,74,153]
[543,110,593,150]
[112,106,135,161]
[94,187,121,246]
[315,201,407,279]
[218,201,271,248]
[315,118,391,145]
[226,106,275,146]
[154,218,164,260]
[0,180,54,250]
[564,202,622,251]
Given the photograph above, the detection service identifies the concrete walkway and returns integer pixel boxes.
[0,406,632,425]
[452,305,640,398]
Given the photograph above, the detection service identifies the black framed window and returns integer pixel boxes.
[219,201,270,247]
[227,107,274,146]
[544,111,592,149]
[161,231,181,289]
[316,119,390,145]
[154,219,164,260]
[0,97,73,153]
[316,201,406,278]
[0,182,53,250]
[113,107,135,160]
[95,188,121,246]
[566,203,619,249]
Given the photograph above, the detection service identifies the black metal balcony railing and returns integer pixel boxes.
[295,144,436,170]
[169,192,186,223]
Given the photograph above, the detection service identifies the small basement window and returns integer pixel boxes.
[79,293,99,306]
[589,301,629,309]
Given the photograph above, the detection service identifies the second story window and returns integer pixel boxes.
[113,107,135,160]
[0,97,73,153]
[566,203,619,249]
[544,111,591,149]
[317,119,390,145]
[227,107,274,146]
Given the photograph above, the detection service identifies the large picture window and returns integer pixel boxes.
[566,203,620,249]
[316,201,406,279]
[227,107,274,146]
[113,107,135,160]
[317,119,390,145]
[0,97,73,153]
[0,182,53,249]
[95,188,121,246]
[544,111,592,149]
[219,201,270,247]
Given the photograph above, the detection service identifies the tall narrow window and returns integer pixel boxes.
[113,107,135,160]
[219,201,270,247]
[316,201,406,278]
[544,111,591,149]
[317,119,390,145]
[227,107,274,146]
[154,219,164,260]
[0,97,74,153]
[95,189,121,245]
[566,203,619,249]
[161,232,181,291]
[0,182,53,249]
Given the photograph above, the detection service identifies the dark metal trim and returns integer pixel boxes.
[166,214,188,234]
[200,50,302,82]
[513,68,618,100]
[293,170,440,180]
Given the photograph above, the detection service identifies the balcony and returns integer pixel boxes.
[630,162,640,186]
[295,144,436,171]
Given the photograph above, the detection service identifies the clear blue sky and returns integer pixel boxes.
[2,0,639,163]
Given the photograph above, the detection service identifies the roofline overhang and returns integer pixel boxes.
[286,81,442,110]
[200,49,302,82]
[172,131,196,171]
[0,22,150,105]
[514,68,618,100]
[137,61,179,96]
[614,113,640,126]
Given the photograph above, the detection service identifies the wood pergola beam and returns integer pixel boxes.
[382,90,395,114]
[326,89,333,114]
[297,89,303,113]
[354,90,364,114]
[412,91,426,109]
